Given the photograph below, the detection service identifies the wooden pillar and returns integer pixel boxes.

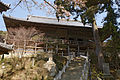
[62,51,64,56]
[23,40,26,55]
[68,45,70,56]
[78,44,80,56]
[4,32,8,44]
[18,42,21,58]
[86,47,89,62]
[32,57,35,67]
[35,42,37,54]
[87,50,89,57]
[12,41,15,58]
[11,41,15,58]
[45,43,48,52]
[56,44,58,54]
[1,54,4,60]
[78,45,80,53]
[13,36,15,57]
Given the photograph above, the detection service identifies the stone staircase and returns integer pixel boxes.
[61,57,85,80]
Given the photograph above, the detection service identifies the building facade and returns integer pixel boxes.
[3,15,101,56]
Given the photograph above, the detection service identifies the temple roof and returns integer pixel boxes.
[4,15,109,41]
[0,1,10,13]
[27,15,92,27]
[3,15,96,28]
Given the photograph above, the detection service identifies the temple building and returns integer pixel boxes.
[3,15,103,56]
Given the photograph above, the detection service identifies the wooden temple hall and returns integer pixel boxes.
[3,15,100,56]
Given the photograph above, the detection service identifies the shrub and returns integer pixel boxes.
[36,52,49,61]
[45,76,54,80]
[53,54,67,71]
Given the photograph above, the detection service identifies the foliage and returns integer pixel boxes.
[53,53,67,71]
[58,44,67,48]
[102,6,120,69]
[36,52,49,61]
[0,57,26,79]
[0,56,50,80]
[45,76,54,80]
[89,52,98,66]
[54,0,109,23]
[0,31,7,42]
[33,76,39,80]
[0,31,7,36]
[101,30,120,79]
[103,38,120,70]
[89,52,103,79]
[32,33,45,41]
[35,60,46,68]
[100,0,119,41]
[54,0,120,70]
[54,0,119,41]
[90,66,103,80]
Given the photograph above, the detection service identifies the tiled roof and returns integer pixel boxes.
[3,15,93,28]
[27,15,92,27]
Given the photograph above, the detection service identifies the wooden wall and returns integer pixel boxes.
[4,16,94,47]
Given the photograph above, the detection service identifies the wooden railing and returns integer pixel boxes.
[80,55,89,80]
[7,38,90,45]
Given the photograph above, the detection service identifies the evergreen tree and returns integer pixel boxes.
[54,0,119,70]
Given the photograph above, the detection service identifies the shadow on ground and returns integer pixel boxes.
[61,57,85,80]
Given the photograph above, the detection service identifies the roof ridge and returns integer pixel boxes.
[3,15,93,28]
[27,15,82,23]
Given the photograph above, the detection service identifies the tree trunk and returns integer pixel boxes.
[92,18,105,70]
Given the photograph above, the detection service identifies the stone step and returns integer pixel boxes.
[61,57,85,80]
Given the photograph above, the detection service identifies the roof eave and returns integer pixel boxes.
[3,15,94,28]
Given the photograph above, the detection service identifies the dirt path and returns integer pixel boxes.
[61,57,85,80]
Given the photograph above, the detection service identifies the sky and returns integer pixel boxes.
[0,0,107,31]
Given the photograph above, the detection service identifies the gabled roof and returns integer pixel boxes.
[0,1,10,13]
[27,15,92,27]
[3,15,93,28]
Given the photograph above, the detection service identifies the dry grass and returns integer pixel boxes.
[0,55,49,80]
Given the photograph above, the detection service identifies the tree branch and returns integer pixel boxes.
[24,0,31,14]
[10,0,22,13]
[44,0,57,11]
